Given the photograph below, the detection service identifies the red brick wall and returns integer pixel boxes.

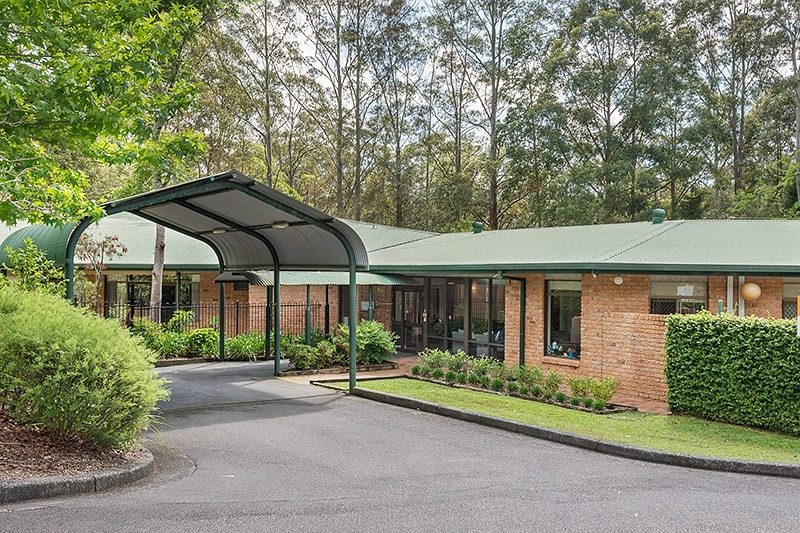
[502,273,785,403]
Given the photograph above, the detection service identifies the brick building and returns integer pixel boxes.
[3,174,800,403]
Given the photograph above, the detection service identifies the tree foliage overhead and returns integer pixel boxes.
[0,0,211,226]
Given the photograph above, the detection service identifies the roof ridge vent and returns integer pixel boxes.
[472,222,483,234]
[651,209,666,224]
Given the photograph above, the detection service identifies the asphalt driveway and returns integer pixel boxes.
[2,361,800,532]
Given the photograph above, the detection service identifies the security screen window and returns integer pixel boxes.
[649,276,707,314]
[782,280,800,318]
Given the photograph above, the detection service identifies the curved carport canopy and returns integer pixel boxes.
[65,170,369,389]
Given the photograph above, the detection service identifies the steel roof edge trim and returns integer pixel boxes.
[369,262,800,276]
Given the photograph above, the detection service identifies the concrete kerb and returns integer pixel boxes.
[0,447,154,504]
[350,387,800,479]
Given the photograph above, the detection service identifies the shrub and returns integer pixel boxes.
[0,286,169,449]
[155,331,190,358]
[411,365,421,375]
[312,340,336,368]
[432,367,445,380]
[543,370,563,396]
[506,381,519,393]
[593,399,608,411]
[336,320,398,365]
[130,318,165,351]
[542,389,555,400]
[417,347,449,369]
[445,350,469,373]
[226,330,267,361]
[186,328,219,358]
[467,373,480,385]
[570,396,582,406]
[567,376,594,399]
[519,386,529,396]
[445,370,457,383]
[591,376,620,403]
[469,356,506,379]
[490,378,505,391]
[166,310,195,333]
[514,364,544,388]
[555,391,567,403]
[284,343,318,370]
[479,375,490,388]
[456,372,467,385]
[530,385,542,397]
[582,397,595,408]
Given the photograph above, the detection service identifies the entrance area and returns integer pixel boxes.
[393,288,423,350]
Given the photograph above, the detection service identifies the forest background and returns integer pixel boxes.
[2,0,800,235]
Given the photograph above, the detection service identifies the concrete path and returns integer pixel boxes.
[2,361,799,532]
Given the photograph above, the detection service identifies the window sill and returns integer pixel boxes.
[543,356,580,368]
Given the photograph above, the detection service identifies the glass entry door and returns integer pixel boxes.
[393,288,423,350]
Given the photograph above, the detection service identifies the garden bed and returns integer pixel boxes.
[279,361,398,376]
[403,374,634,415]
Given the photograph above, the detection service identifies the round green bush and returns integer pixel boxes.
[445,370,457,383]
[432,367,445,380]
[0,286,169,449]
[506,381,519,393]
[456,372,467,385]
[411,365,421,375]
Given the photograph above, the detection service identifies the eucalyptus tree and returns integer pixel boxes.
[366,0,427,227]
[763,0,800,204]
[549,0,667,223]
[674,0,776,201]
[289,0,384,218]
[428,0,530,229]
[500,0,571,228]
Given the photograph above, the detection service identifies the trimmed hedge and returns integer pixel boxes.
[665,311,800,436]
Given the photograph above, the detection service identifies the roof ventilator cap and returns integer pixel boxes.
[651,209,666,224]
[472,221,483,234]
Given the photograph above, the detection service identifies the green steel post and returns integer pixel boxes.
[305,284,311,345]
[274,269,281,376]
[349,264,357,390]
[64,218,94,303]
[266,286,272,360]
[218,271,225,360]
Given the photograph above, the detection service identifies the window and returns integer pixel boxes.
[782,281,800,318]
[424,277,505,359]
[650,276,707,315]
[546,280,581,359]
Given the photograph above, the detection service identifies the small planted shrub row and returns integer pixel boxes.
[665,311,800,436]
[284,320,398,371]
[412,348,620,412]
[130,312,298,361]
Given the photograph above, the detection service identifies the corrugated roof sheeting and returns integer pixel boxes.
[368,219,800,276]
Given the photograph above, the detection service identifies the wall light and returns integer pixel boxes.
[613,275,624,285]
[740,282,761,302]
[272,221,290,229]
[212,227,227,234]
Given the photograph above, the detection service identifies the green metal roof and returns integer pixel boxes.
[0,223,77,266]
[215,270,420,286]
[340,219,437,252]
[367,219,800,276]
[0,213,219,271]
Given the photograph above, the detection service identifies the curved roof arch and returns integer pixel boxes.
[101,170,369,271]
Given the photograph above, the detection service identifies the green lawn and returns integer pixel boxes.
[319,377,800,464]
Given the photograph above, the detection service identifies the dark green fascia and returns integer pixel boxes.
[369,262,800,277]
